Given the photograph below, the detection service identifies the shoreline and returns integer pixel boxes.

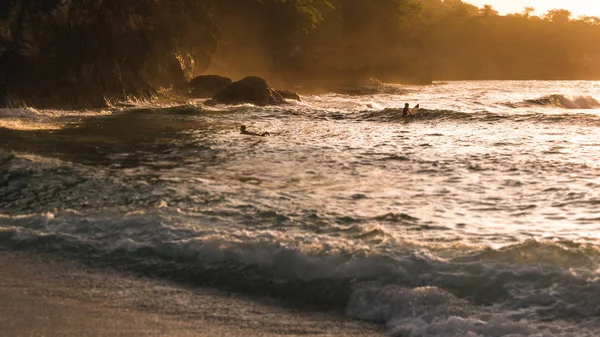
[0,250,384,337]
[3,78,600,111]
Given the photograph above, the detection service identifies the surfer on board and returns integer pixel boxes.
[402,103,411,117]
[402,103,420,117]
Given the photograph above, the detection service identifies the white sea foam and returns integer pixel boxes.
[2,81,600,335]
[524,94,600,109]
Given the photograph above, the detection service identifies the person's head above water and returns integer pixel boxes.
[405,103,409,108]
[240,125,247,132]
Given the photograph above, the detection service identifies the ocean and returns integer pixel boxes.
[1,80,599,336]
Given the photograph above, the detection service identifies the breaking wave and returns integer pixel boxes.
[522,94,600,109]
[3,80,600,336]
[1,149,598,336]
[0,222,598,336]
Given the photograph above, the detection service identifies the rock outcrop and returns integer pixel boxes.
[0,0,218,109]
[189,75,232,98]
[274,90,301,102]
[208,76,286,106]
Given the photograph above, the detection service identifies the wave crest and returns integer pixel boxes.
[1,223,599,329]
[523,94,600,109]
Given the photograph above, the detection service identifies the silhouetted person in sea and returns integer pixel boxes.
[402,103,411,117]
[240,125,270,137]
[401,103,420,117]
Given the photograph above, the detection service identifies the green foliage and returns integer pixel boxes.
[522,7,535,19]
[480,5,498,17]
[544,9,572,24]
[576,16,600,26]
[418,1,600,80]
[254,0,335,30]
[3,0,600,108]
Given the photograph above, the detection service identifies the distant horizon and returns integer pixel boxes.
[465,0,600,18]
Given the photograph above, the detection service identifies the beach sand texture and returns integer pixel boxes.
[0,252,383,337]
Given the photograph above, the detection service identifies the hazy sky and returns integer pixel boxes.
[465,0,600,17]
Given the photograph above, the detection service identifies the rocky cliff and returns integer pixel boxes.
[0,0,218,108]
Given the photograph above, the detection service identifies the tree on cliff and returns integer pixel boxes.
[522,6,535,19]
[544,9,572,24]
[2,0,600,108]
[480,5,498,17]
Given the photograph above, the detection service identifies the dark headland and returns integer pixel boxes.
[2,1,600,109]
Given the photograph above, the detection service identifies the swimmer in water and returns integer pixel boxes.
[240,125,270,137]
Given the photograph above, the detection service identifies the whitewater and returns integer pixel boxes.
[1,80,600,336]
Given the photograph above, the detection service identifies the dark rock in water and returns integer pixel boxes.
[189,75,232,98]
[209,76,286,106]
[274,90,301,102]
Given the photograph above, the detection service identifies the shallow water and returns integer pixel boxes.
[1,81,600,336]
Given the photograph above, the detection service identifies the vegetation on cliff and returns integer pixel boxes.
[0,0,218,108]
[1,0,599,108]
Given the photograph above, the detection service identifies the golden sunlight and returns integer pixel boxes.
[466,0,600,17]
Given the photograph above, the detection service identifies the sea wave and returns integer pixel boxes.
[3,81,600,336]
[1,148,599,331]
[336,83,413,96]
[351,108,600,127]
[355,108,479,122]
[0,106,113,118]
[0,107,44,118]
[521,94,600,109]
[0,218,598,336]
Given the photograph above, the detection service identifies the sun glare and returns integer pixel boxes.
[466,0,600,17]
[564,2,600,17]
[580,3,600,17]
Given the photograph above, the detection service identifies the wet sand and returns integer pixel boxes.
[0,251,384,337]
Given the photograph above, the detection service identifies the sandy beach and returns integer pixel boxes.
[0,251,384,337]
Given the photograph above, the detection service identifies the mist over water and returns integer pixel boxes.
[1,81,600,336]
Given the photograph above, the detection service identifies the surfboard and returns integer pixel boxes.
[410,104,420,115]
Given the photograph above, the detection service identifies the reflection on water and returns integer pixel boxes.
[1,81,600,244]
[1,81,600,336]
